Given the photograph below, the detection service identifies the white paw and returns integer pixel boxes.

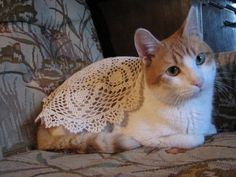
[141,137,163,148]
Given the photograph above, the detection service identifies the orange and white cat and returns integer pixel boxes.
[37,6,217,153]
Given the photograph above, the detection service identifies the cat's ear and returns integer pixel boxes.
[182,6,203,40]
[134,28,161,66]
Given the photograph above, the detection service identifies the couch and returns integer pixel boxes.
[0,1,236,177]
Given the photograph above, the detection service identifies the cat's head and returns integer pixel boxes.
[134,6,216,105]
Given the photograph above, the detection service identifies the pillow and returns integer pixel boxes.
[0,0,103,157]
[0,0,37,23]
[0,0,95,24]
[214,52,236,132]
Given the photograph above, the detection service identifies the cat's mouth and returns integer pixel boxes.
[189,86,204,98]
[177,87,202,100]
[193,88,202,96]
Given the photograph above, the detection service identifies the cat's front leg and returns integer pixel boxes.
[158,134,205,149]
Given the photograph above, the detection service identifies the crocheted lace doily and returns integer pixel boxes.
[35,57,144,133]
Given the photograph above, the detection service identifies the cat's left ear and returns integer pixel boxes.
[134,28,161,66]
[182,6,203,40]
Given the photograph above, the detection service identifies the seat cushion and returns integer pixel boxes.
[0,132,236,177]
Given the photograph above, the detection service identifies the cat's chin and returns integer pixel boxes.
[186,87,207,101]
[192,87,202,96]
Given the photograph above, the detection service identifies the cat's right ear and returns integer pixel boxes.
[134,28,160,66]
[182,6,203,40]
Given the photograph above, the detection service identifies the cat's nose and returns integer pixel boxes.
[192,79,203,88]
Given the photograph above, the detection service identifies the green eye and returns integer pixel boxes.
[196,53,206,65]
[166,66,180,76]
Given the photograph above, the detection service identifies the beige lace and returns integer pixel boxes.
[35,57,144,133]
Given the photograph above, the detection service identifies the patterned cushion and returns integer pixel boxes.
[0,0,92,23]
[0,132,236,176]
[0,0,103,156]
[214,52,236,132]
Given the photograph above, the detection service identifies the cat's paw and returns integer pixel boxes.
[140,136,162,147]
[157,134,204,149]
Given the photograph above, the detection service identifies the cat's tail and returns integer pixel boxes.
[37,125,140,153]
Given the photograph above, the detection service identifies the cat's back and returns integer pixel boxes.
[36,56,144,134]
[69,57,142,84]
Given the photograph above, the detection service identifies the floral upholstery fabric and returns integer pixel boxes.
[0,0,102,155]
[0,132,236,177]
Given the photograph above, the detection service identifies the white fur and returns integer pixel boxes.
[121,55,216,148]
[126,6,216,149]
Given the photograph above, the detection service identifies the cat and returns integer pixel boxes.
[36,6,217,153]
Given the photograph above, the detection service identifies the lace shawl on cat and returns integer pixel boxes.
[35,57,144,133]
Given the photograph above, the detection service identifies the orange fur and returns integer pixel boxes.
[144,34,213,88]
[37,125,77,150]
[37,124,140,153]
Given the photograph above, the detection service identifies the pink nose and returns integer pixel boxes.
[192,79,203,88]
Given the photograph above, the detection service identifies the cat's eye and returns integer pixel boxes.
[196,53,206,65]
[166,66,180,76]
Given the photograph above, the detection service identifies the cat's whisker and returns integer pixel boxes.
[215,81,235,92]
[178,89,194,98]
[216,70,232,74]
[215,81,231,91]
[171,93,185,106]
[215,84,229,94]
[171,94,179,106]
[215,86,230,100]
[215,76,236,81]
[162,92,184,106]
[178,95,186,104]
[215,85,232,97]
[175,95,182,105]
[214,80,235,100]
